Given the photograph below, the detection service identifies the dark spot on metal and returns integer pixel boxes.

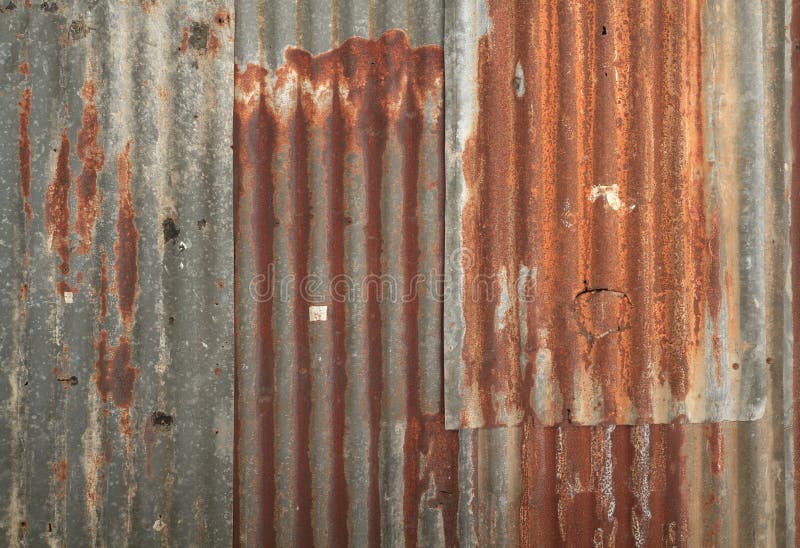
[151,411,173,430]
[162,217,180,242]
[6,2,15,11]
[39,1,57,12]
[188,22,209,51]
[56,376,78,386]
[732,362,739,370]
[601,25,607,35]
[197,218,206,230]
[69,18,91,40]
[168,316,175,325]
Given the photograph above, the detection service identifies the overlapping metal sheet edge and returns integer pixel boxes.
[0,2,234,546]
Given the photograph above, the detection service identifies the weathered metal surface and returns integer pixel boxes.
[445,0,768,428]
[0,2,234,546]
[233,3,450,545]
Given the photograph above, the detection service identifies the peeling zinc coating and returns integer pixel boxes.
[0,2,234,545]
[445,0,767,428]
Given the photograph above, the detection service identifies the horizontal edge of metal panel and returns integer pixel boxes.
[234,0,444,68]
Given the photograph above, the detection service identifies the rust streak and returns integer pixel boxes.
[18,87,31,221]
[114,141,139,333]
[45,131,72,276]
[75,80,105,255]
[94,330,138,409]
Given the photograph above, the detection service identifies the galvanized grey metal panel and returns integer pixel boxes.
[0,2,233,545]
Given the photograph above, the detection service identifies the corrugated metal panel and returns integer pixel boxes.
[0,2,234,545]
[233,0,797,546]
[450,0,795,545]
[233,2,449,546]
[445,0,768,428]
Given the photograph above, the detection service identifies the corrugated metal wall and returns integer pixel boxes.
[233,0,797,546]
[0,2,234,545]
[2,0,798,546]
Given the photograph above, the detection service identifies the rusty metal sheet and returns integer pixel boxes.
[445,0,768,428]
[0,2,234,545]
[233,3,451,545]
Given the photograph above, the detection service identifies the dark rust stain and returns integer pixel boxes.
[179,26,189,54]
[45,130,72,276]
[75,80,105,255]
[18,87,31,221]
[94,330,138,408]
[114,141,139,333]
[18,61,29,76]
[56,280,77,298]
[458,0,714,426]
[214,7,230,27]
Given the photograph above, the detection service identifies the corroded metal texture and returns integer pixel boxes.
[445,0,768,428]
[0,2,234,545]
[233,9,451,545]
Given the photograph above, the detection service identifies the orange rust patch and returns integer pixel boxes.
[75,80,105,255]
[208,29,220,56]
[45,131,72,276]
[18,88,31,220]
[94,330,138,408]
[114,142,139,333]
[179,27,189,54]
[18,62,29,76]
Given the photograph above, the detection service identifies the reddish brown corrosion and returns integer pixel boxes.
[94,330,138,408]
[458,0,717,426]
[18,62,29,76]
[179,27,189,54]
[234,30,448,547]
[114,141,139,333]
[45,131,72,276]
[75,80,105,255]
[56,280,77,298]
[514,422,692,546]
[18,87,31,220]
[208,30,220,56]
